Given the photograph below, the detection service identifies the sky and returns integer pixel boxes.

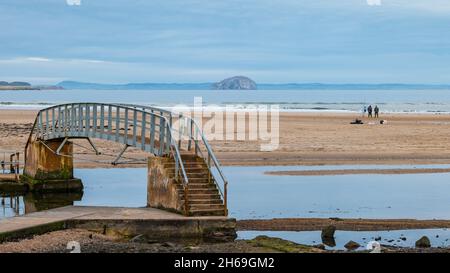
[1,0,450,84]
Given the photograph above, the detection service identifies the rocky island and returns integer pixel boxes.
[212,76,257,90]
[0,81,63,90]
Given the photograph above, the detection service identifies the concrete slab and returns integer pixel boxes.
[0,174,17,182]
[0,206,236,242]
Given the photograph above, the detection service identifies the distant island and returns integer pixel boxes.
[0,81,63,90]
[212,76,257,90]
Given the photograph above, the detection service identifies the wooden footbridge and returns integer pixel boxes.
[22,103,228,216]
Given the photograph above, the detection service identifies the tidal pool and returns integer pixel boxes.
[238,229,450,250]
[2,165,450,220]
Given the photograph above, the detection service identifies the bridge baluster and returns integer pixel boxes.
[108,105,112,140]
[141,112,146,151]
[150,115,155,154]
[70,105,74,134]
[115,106,120,142]
[100,104,105,136]
[78,104,82,136]
[159,117,165,156]
[124,108,129,145]
[93,104,97,137]
[133,110,137,147]
[166,123,171,154]
[45,109,49,138]
[64,105,68,135]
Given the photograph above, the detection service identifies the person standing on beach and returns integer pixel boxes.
[374,105,379,118]
[368,105,373,118]
[362,105,367,117]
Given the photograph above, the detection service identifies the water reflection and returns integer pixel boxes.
[0,192,83,218]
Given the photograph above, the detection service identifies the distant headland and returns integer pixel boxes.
[4,77,450,91]
[57,79,450,91]
[0,81,63,90]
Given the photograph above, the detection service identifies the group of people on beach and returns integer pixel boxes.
[363,105,379,118]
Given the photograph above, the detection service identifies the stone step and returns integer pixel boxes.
[187,177,214,183]
[188,199,223,205]
[168,173,211,180]
[180,193,222,200]
[190,208,226,217]
[187,183,217,189]
[174,183,216,190]
[165,166,208,172]
[189,204,225,210]
[179,188,219,195]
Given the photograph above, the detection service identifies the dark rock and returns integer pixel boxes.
[321,225,336,239]
[321,225,336,247]
[415,236,431,248]
[344,241,361,251]
[212,76,257,90]
[374,236,382,241]
[400,237,407,241]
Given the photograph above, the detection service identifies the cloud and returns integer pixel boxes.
[366,0,382,6]
[66,0,81,6]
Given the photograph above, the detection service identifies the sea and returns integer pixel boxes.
[0,89,450,113]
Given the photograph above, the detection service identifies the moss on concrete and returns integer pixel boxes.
[248,235,325,253]
[0,221,67,243]
[0,182,29,195]
[20,174,83,193]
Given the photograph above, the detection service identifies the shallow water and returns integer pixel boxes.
[1,89,450,113]
[238,229,450,250]
[2,165,450,220]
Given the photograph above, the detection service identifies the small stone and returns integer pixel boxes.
[374,236,382,241]
[129,234,145,243]
[344,241,361,251]
[314,244,326,250]
[161,242,176,248]
[400,237,407,241]
[415,236,431,248]
[88,234,93,239]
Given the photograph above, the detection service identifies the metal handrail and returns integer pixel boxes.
[187,118,228,204]
[110,103,229,213]
[24,102,190,186]
[23,102,229,215]
[0,150,22,181]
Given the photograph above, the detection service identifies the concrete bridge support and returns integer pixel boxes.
[147,157,186,214]
[22,139,83,192]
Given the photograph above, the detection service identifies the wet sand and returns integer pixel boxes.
[1,227,448,253]
[237,218,450,232]
[265,168,450,176]
[2,109,450,168]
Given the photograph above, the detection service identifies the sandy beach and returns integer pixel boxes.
[2,109,450,168]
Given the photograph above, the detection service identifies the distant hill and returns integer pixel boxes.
[0,81,31,87]
[57,80,450,90]
[58,81,211,90]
